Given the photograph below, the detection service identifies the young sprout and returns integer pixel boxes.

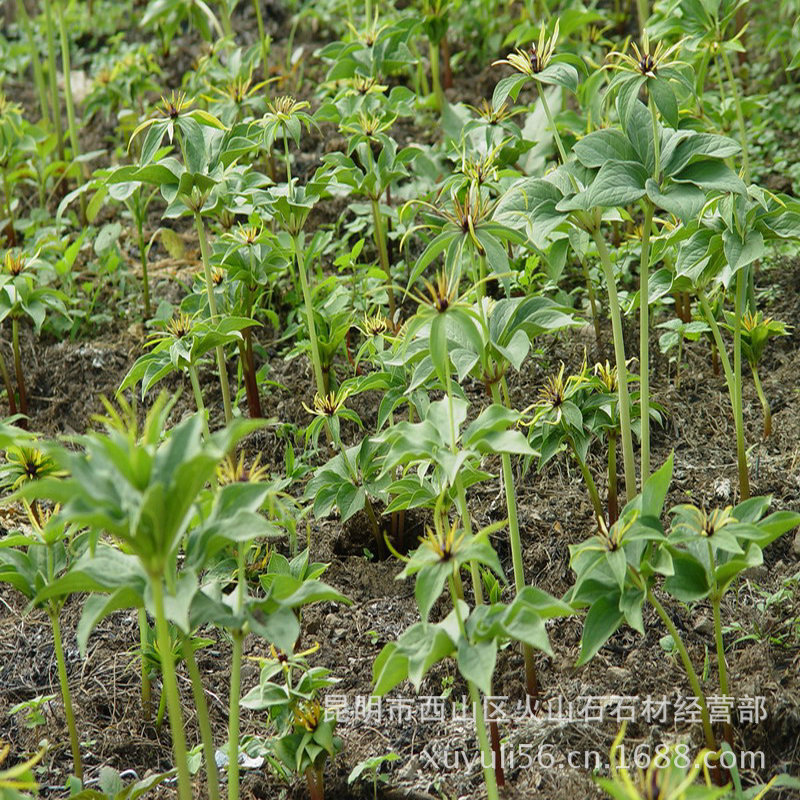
[739,311,789,437]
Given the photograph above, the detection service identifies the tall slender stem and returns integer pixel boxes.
[3,170,16,246]
[732,271,749,498]
[638,201,654,482]
[646,587,717,752]
[252,0,270,84]
[56,0,87,222]
[429,39,443,111]
[16,0,50,125]
[574,450,605,522]
[539,87,568,165]
[135,203,151,318]
[228,546,247,800]
[697,288,749,498]
[0,345,17,416]
[719,47,750,183]
[42,0,64,161]
[489,381,537,698]
[447,576,498,800]
[184,642,221,800]
[370,198,396,323]
[50,610,83,781]
[591,231,637,500]
[607,432,618,524]
[151,578,193,800]
[750,364,771,437]
[194,210,234,424]
[188,364,211,439]
[294,234,326,396]
[137,608,152,721]
[11,318,26,420]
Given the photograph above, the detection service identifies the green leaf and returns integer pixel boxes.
[576,594,624,666]
[649,77,679,129]
[663,551,710,601]
[574,129,638,168]
[587,161,648,208]
[456,639,497,695]
[673,160,746,194]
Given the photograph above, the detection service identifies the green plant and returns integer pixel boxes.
[569,454,800,757]
[0,741,46,800]
[658,317,711,389]
[8,694,56,730]
[347,752,399,800]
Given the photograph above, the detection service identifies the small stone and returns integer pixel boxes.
[607,666,631,682]
[792,529,800,558]
[693,616,714,636]
[714,478,731,501]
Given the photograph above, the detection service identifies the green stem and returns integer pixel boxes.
[574,450,605,522]
[136,208,151,318]
[3,170,16,245]
[697,288,749,498]
[750,363,771,438]
[56,0,86,221]
[188,363,211,439]
[635,0,648,36]
[732,271,749,498]
[608,432,618,524]
[580,257,602,342]
[50,610,83,781]
[17,0,50,125]
[591,230,637,500]
[445,371,483,605]
[489,381,537,698]
[710,590,734,745]
[539,87,568,166]
[294,234,326,396]
[646,587,716,752]
[370,197,396,323]
[137,608,152,721]
[429,39,443,111]
[11,318,26,420]
[218,0,233,39]
[447,576,498,800]
[151,577,193,800]
[639,200,655,482]
[184,642,221,800]
[228,546,246,800]
[194,210,234,425]
[719,46,750,183]
[252,0,270,84]
[42,0,64,161]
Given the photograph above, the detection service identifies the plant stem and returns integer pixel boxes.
[16,0,50,125]
[698,288,749,498]
[638,201,655,482]
[539,87,568,165]
[591,230,637,500]
[252,0,270,84]
[194,210,234,425]
[580,256,602,343]
[151,577,193,800]
[646,587,716,752]
[0,345,16,415]
[49,609,83,781]
[574,450,605,522]
[135,204,151,318]
[188,364,211,439]
[710,592,734,745]
[184,641,221,800]
[3,169,16,246]
[56,0,86,222]
[489,381,537,698]
[228,546,246,800]
[608,432,618,524]
[370,198,396,323]
[137,608,152,721]
[42,0,64,161]
[719,46,750,183]
[429,39,443,111]
[11,318,26,421]
[447,576,499,800]
[635,0,648,36]
[293,234,327,396]
[750,363,771,437]
[732,271,749,498]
